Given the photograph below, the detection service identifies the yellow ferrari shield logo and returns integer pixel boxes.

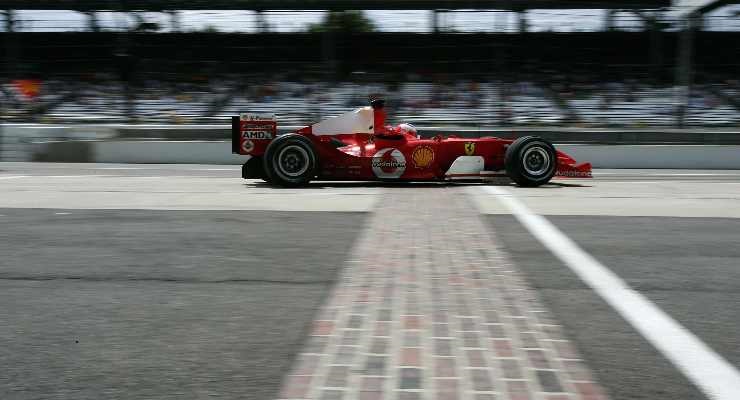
[464,142,475,156]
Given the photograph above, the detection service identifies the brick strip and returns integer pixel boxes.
[278,187,609,400]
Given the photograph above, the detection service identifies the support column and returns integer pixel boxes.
[255,10,267,33]
[4,10,18,79]
[675,12,699,128]
[87,11,100,32]
[321,28,337,82]
[169,10,180,33]
[647,13,663,81]
[604,9,616,31]
[431,9,439,33]
[495,10,508,33]
[0,10,13,160]
[517,10,527,33]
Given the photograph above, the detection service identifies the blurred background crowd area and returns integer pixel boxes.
[3,74,739,127]
[0,3,738,128]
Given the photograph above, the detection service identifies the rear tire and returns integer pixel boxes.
[504,136,557,187]
[263,134,318,187]
[242,157,267,181]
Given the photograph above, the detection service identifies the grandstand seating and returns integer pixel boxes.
[3,79,739,127]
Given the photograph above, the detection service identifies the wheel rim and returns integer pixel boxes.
[276,145,310,178]
[522,146,551,176]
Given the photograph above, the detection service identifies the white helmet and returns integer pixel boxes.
[397,123,417,135]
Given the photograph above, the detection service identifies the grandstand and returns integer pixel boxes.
[0,0,738,127]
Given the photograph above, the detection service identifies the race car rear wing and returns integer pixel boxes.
[232,113,277,156]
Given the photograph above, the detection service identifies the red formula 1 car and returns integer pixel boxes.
[231,99,591,187]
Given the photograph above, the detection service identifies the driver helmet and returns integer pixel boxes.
[397,123,417,135]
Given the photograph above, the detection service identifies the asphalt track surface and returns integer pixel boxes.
[1,162,740,400]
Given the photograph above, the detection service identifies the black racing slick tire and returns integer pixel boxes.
[262,134,318,187]
[504,136,557,187]
[242,156,267,180]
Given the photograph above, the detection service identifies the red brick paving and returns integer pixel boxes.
[277,188,610,399]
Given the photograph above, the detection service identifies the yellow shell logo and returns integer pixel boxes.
[412,146,435,168]
[464,142,476,156]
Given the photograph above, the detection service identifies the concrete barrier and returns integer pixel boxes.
[94,140,245,164]
[558,144,740,169]
[26,140,740,169]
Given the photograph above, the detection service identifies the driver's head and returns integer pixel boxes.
[397,123,417,136]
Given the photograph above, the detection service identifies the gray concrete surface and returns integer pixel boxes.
[479,170,740,400]
[486,214,709,400]
[3,163,740,400]
[0,163,379,212]
[0,204,367,399]
[471,170,740,218]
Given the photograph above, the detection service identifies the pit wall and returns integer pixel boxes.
[2,124,740,169]
[23,141,740,169]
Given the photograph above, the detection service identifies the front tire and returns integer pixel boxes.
[263,134,318,187]
[504,136,557,187]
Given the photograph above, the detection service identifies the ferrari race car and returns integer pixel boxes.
[231,99,591,187]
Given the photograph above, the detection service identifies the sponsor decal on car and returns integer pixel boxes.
[464,142,476,156]
[411,145,435,168]
[241,139,255,153]
[242,130,273,140]
[240,113,276,121]
[371,148,406,179]
[556,170,592,178]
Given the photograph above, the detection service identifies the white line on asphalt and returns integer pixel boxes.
[483,185,740,400]
[0,175,28,180]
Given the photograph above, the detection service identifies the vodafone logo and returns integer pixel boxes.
[371,148,406,179]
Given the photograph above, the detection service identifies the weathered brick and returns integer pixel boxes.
[526,349,552,369]
[361,376,385,392]
[403,315,421,330]
[399,368,422,389]
[374,321,391,337]
[500,359,523,379]
[401,348,422,367]
[434,358,457,378]
[313,320,334,336]
[492,339,514,358]
[470,369,494,392]
[364,355,387,375]
[277,190,609,400]
[433,323,450,338]
[536,370,564,393]
[465,349,487,368]
[320,389,345,400]
[434,339,453,356]
[369,337,389,355]
[325,365,350,388]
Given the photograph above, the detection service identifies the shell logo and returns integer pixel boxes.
[412,145,435,168]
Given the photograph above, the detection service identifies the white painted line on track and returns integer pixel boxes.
[482,185,740,400]
[0,175,28,180]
